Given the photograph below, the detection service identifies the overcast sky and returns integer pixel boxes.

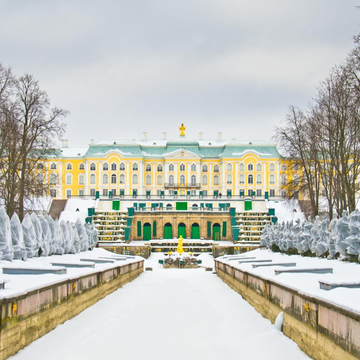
[0,1,359,147]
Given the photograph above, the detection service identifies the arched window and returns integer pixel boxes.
[202,164,208,172]
[79,163,85,170]
[90,174,96,184]
[214,175,219,185]
[50,173,57,185]
[239,163,245,171]
[191,164,196,171]
[36,173,44,183]
[90,163,96,171]
[248,163,253,171]
[146,164,151,172]
[103,174,108,184]
[269,163,275,172]
[146,175,151,185]
[66,174,72,185]
[119,163,125,171]
[269,174,275,184]
[50,163,57,170]
[226,163,232,171]
[133,174,138,184]
[66,163,72,170]
[132,163,138,171]
[157,164,163,172]
[119,174,125,184]
[111,174,116,184]
[169,164,174,171]
[281,174,287,185]
[157,175,162,185]
[111,163,117,171]
[202,175,208,185]
[281,164,287,171]
[248,174,253,184]
[227,174,232,184]
[169,175,174,185]
[191,175,196,185]
[79,174,85,185]
[180,175,185,185]
[293,173,299,186]
[103,163,108,171]
[180,164,185,171]
[214,164,219,172]
[239,174,245,184]
[256,174,262,184]
[256,163,262,171]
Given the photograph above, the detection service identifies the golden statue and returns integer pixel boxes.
[179,123,186,136]
[177,235,184,254]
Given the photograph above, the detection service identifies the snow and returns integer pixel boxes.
[9,252,310,360]
[59,198,98,223]
[218,249,360,314]
[60,147,88,157]
[266,199,305,223]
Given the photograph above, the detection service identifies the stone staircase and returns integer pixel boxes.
[48,199,67,220]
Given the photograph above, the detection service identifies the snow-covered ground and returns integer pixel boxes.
[8,252,310,360]
[218,249,360,313]
[266,199,305,223]
[59,198,99,223]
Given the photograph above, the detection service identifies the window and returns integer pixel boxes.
[191,164,196,171]
[103,189,108,196]
[146,175,151,185]
[66,174,72,185]
[169,164,174,171]
[90,163,96,171]
[90,174,96,184]
[180,164,185,171]
[202,175,208,185]
[226,174,232,184]
[269,163,275,172]
[191,175,196,186]
[169,190,174,196]
[203,190,208,196]
[66,163,72,170]
[36,163,43,170]
[281,190,287,198]
[214,175,219,185]
[239,174,245,184]
[111,174,116,184]
[214,165,219,172]
[281,174,287,186]
[133,174,138,184]
[79,163,85,170]
[281,164,287,171]
[157,164,163,172]
[202,164,208,172]
[239,163,245,171]
[248,163,253,171]
[293,173,299,186]
[132,163,138,171]
[226,163,232,171]
[248,174,253,184]
[293,163,299,171]
[169,175,174,185]
[50,174,57,185]
[180,175,185,185]
[79,189,84,196]
[157,175,162,185]
[50,189,56,197]
[256,189,262,196]
[256,163,262,171]
[111,163,117,171]
[146,164,151,172]
[256,174,262,184]
[120,163,125,171]
[112,189,117,196]
[79,174,85,185]
[103,174,109,184]
[90,189,96,196]
[248,189,253,196]
[270,189,275,197]
[66,190,72,198]
[270,174,275,184]
[50,163,57,170]
[103,163,109,171]
[36,173,44,184]
[120,174,125,184]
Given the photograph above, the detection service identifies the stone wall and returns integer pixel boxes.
[215,260,360,360]
[0,260,144,360]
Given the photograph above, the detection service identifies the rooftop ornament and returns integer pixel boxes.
[179,123,186,137]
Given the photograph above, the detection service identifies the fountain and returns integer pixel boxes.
[163,235,199,268]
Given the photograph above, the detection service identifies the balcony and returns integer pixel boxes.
[164,182,201,189]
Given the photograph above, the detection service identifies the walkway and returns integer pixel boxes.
[10,255,310,360]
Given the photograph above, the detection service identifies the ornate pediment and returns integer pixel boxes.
[164,149,201,159]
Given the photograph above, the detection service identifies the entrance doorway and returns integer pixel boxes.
[178,223,186,238]
[143,223,151,241]
[164,223,172,239]
[213,223,221,240]
[191,223,200,239]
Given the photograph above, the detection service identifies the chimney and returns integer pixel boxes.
[143,132,147,141]
[199,132,203,139]
[218,132,222,141]
[90,139,94,144]
[62,139,68,148]
[163,132,167,139]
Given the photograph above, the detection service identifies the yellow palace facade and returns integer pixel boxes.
[45,125,284,205]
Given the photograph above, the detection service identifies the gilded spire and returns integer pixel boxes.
[179,123,186,136]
